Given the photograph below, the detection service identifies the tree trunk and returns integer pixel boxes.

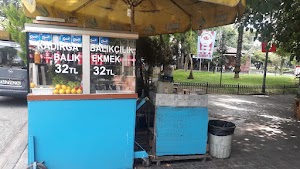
[262,49,269,94]
[234,25,244,78]
[280,57,284,75]
[184,54,189,71]
[180,49,185,69]
[188,54,194,79]
[177,41,181,69]
[138,55,145,96]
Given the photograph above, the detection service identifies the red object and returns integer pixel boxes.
[90,53,99,65]
[98,53,103,65]
[55,51,61,64]
[262,42,276,52]
[78,52,82,65]
[40,52,44,64]
[90,53,95,65]
[29,46,34,63]
[122,55,136,66]
[45,51,51,64]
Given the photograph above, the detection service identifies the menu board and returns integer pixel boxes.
[89,37,136,93]
[28,32,136,94]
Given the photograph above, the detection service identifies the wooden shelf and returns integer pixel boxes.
[27,93,138,101]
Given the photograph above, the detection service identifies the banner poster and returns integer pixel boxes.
[197,30,216,60]
[262,42,276,52]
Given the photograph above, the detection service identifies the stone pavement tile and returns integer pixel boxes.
[0,123,27,169]
[12,95,300,169]
[177,164,195,169]
[269,161,299,169]
[13,147,28,169]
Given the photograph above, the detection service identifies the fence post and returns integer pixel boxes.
[238,83,240,95]
[283,84,285,94]
[206,82,208,94]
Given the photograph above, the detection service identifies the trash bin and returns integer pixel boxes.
[208,120,236,158]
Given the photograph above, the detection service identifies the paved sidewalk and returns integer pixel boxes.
[0,97,27,169]
[9,94,300,169]
[136,94,300,169]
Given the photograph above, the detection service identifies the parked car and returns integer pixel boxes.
[0,43,28,98]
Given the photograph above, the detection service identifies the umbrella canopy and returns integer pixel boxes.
[21,0,245,36]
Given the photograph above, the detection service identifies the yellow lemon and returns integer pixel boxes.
[53,89,59,94]
[59,89,66,94]
[55,84,61,90]
[76,89,83,94]
[30,83,35,88]
[66,86,71,90]
[61,85,67,90]
[71,88,77,94]
[66,89,71,94]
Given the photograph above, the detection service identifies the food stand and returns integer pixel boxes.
[21,0,247,168]
[26,23,147,169]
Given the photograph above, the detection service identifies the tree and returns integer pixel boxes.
[172,30,197,71]
[1,3,31,64]
[242,0,282,93]
[136,35,174,96]
[275,0,300,62]
[217,33,227,85]
[275,47,289,75]
[233,24,244,78]
[171,30,197,79]
[209,24,238,48]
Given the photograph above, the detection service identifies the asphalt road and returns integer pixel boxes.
[0,96,27,169]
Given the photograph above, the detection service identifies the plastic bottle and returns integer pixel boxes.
[34,50,40,64]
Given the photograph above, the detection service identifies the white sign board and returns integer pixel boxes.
[197,31,216,59]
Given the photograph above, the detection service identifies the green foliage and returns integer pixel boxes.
[242,0,299,63]
[182,30,197,54]
[209,24,238,48]
[252,50,266,63]
[137,35,173,67]
[275,0,300,62]
[172,30,197,55]
[51,74,67,86]
[243,0,281,42]
[252,50,281,65]
[1,3,31,64]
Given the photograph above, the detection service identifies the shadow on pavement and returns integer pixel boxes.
[136,94,300,169]
[0,96,27,107]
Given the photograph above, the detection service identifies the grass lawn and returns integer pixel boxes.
[173,70,298,86]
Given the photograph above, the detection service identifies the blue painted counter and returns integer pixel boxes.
[152,94,209,156]
[28,94,137,169]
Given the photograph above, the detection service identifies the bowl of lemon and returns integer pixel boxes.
[53,84,83,95]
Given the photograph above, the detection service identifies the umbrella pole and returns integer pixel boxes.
[130,5,135,32]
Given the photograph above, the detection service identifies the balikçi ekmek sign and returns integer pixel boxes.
[28,33,136,76]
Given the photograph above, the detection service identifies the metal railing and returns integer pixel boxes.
[174,82,298,95]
